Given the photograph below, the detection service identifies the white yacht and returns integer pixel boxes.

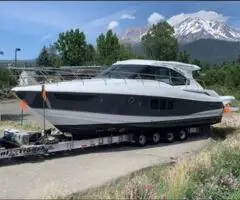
[11,59,224,139]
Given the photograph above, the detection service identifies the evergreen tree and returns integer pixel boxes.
[48,44,62,67]
[191,59,202,68]
[85,44,96,65]
[178,50,190,63]
[141,21,178,61]
[55,29,88,66]
[236,54,240,64]
[118,44,135,60]
[37,46,52,67]
[96,30,120,66]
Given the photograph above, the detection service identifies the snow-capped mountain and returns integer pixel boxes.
[119,17,240,44]
[174,17,240,44]
[120,27,148,44]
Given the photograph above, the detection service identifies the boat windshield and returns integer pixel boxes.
[99,65,146,79]
[99,64,188,86]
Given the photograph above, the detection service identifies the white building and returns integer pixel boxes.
[18,71,38,86]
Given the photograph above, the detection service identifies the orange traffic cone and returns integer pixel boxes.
[224,103,231,113]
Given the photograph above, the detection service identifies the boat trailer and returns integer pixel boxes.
[0,126,211,160]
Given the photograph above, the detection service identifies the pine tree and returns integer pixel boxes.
[178,50,190,63]
[55,29,88,66]
[96,30,120,66]
[37,46,52,67]
[141,21,178,61]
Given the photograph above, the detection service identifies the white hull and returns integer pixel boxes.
[33,108,223,126]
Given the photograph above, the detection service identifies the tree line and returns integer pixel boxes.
[198,61,240,99]
[37,21,204,67]
[37,29,136,67]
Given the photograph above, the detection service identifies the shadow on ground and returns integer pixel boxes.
[0,114,30,121]
[211,126,237,140]
[0,126,236,167]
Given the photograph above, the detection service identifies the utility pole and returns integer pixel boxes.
[15,48,21,67]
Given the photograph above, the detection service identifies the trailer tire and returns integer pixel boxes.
[176,129,188,141]
[136,134,147,146]
[203,125,211,137]
[165,132,175,143]
[152,133,161,144]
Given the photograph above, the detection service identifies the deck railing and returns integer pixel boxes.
[2,66,206,90]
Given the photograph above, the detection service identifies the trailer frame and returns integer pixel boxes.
[0,125,211,160]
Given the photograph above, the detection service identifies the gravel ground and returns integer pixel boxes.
[0,100,239,199]
[216,112,240,128]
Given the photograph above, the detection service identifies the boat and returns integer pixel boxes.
[11,59,224,139]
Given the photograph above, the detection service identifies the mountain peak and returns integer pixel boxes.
[174,17,240,43]
[120,27,148,44]
[119,16,240,44]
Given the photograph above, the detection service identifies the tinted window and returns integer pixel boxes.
[156,68,171,84]
[150,99,174,110]
[140,66,161,80]
[159,100,166,109]
[167,100,174,109]
[99,64,171,82]
[99,65,146,79]
[151,99,158,109]
[170,70,187,86]
[100,64,186,86]
[136,66,171,83]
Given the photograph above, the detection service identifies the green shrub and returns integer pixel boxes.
[199,64,240,100]
[228,190,240,200]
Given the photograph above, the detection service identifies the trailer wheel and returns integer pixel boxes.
[136,134,147,146]
[176,129,188,141]
[203,125,211,137]
[165,132,175,143]
[152,133,161,144]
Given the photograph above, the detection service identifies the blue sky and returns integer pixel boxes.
[0,1,240,60]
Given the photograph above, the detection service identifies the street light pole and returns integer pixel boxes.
[14,48,21,67]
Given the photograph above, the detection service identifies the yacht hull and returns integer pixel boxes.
[13,88,223,139]
[38,109,222,139]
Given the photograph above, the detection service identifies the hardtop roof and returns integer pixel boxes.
[114,59,200,71]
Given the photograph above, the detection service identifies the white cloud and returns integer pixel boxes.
[41,34,53,41]
[120,13,136,20]
[148,12,165,25]
[84,8,136,30]
[0,2,138,37]
[167,10,229,26]
[0,2,137,34]
[107,21,119,30]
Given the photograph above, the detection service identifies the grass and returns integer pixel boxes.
[0,92,16,101]
[61,127,240,200]
[0,120,41,132]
